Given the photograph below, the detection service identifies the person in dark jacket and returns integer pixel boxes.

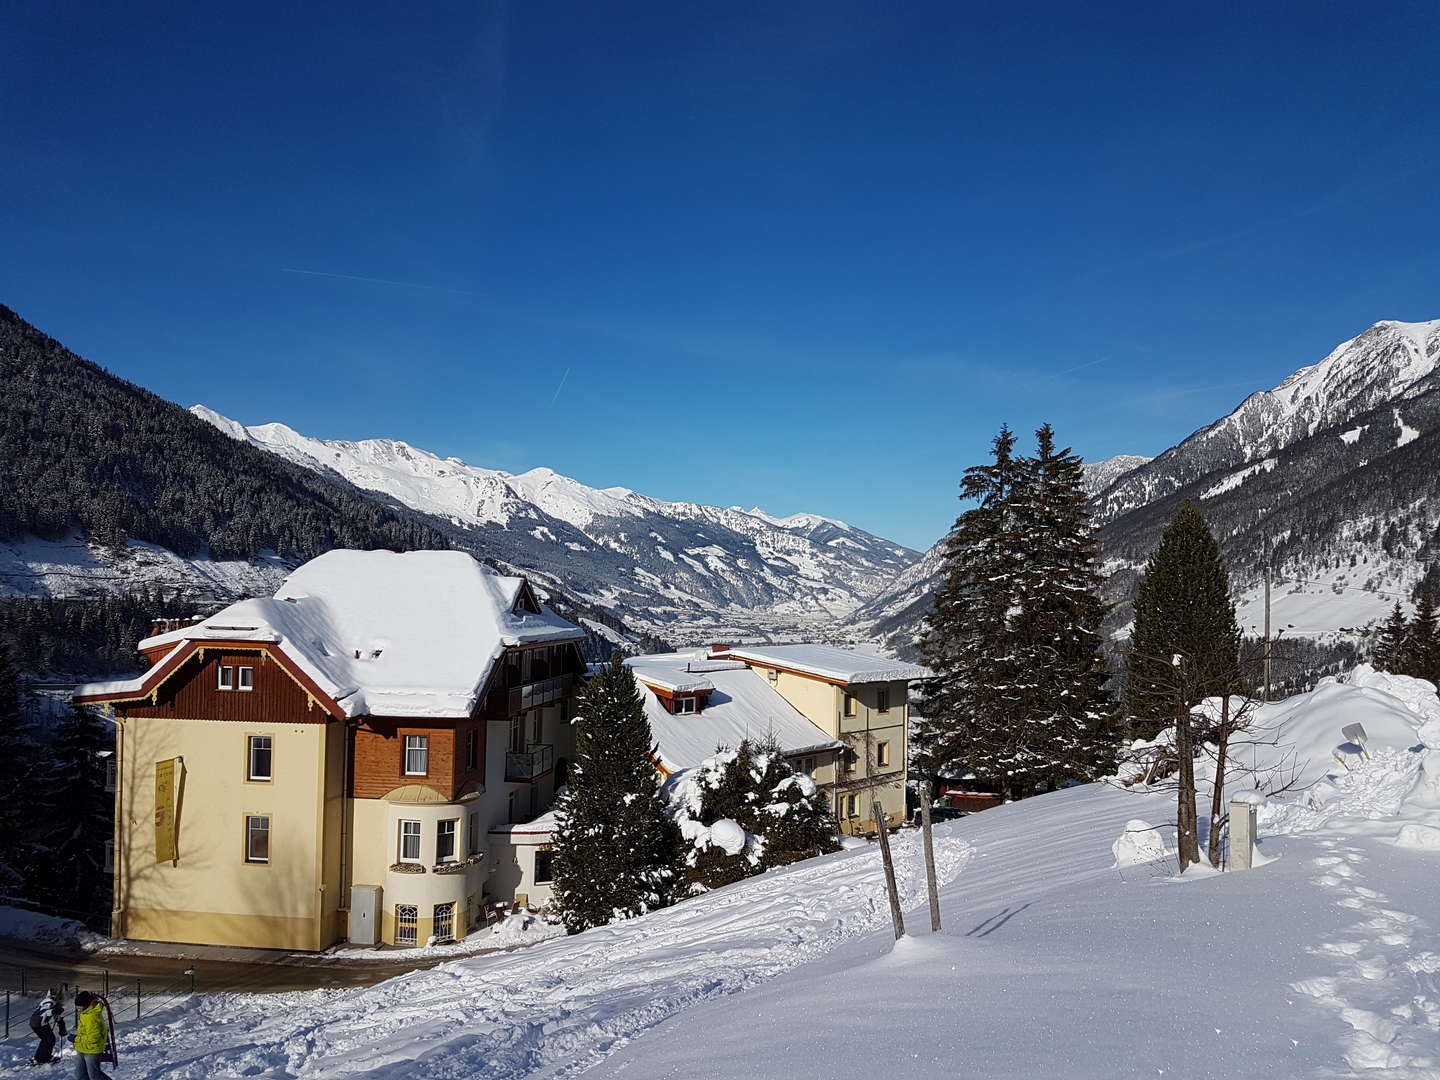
[69,991,112,1080]
[28,987,67,1066]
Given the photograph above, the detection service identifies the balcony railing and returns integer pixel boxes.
[506,676,568,714]
[505,742,554,782]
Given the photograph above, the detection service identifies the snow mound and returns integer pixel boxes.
[1111,820,1168,868]
[709,818,747,856]
[1394,822,1440,851]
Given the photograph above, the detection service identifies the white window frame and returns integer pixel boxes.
[247,735,273,782]
[436,818,458,864]
[673,695,697,715]
[237,665,255,691]
[403,735,428,776]
[245,814,270,863]
[467,811,481,856]
[465,728,478,771]
[217,665,235,691]
[398,819,423,863]
[534,845,554,884]
[877,740,891,768]
[843,694,858,718]
[844,793,860,818]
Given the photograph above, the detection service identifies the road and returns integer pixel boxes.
[0,937,478,994]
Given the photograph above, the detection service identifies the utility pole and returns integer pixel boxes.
[1262,539,1272,704]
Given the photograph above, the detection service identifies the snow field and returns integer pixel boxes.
[21,829,969,1078]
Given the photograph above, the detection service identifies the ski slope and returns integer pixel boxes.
[5,667,1439,1079]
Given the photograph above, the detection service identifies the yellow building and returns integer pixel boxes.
[717,644,928,833]
[76,550,586,951]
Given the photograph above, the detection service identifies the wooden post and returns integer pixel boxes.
[873,800,905,940]
[920,786,941,932]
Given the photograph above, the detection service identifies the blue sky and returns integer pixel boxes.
[4,1,1439,550]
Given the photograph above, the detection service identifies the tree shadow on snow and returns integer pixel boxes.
[964,902,1032,938]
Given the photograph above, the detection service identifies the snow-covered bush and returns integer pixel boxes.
[666,739,840,894]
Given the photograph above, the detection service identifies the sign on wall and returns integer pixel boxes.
[155,757,178,864]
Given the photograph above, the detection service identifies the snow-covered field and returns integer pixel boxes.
[6,667,1440,1079]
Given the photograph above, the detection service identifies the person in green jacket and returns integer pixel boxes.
[69,991,112,1080]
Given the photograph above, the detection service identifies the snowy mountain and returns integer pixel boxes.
[192,407,919,639]
[850,318,1440,655]
[1081,453,1152,496]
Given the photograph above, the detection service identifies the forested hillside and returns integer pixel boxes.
[0,304,454,560]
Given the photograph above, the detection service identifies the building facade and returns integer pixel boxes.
[75,550,586,951]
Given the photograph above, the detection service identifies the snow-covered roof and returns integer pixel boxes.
[721,644,930,685]
[76,550,584,719]
[490,806,559,836]
[625,653,841,774]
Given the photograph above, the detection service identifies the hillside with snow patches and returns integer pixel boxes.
[9,665,1440,1079]
[852,318,1440,656]
[191,406,919,640]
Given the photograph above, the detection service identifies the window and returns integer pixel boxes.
[534,846,554,884]
[844,793,860,818]
[766,668,779,682]
[245,815,270,863]
[843,694,858,718]
[877,740,892,768]
[237,666,254,691]
[436,819,458,863]
[531,710,542,744]
[247,736,273,781]
[509,717,524,754]
[877,688,890,713]
[399,819,422,862]
[217,665,235,691]
[103,755,117,793]
[673,695,696,715]
[467,811,481,856]
[103,840,114,874]
[403,735,428,776]
[465,728,478,771]
[395,904,418,946]
[844,748,858,775]
[433,901,455,943]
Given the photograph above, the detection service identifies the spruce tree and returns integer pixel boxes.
[1010,425,1117,783]
[1372,603,1411,674]
[1403,591,1440,686]
[1125,500,1242,736]
[34,705,113,927]
[0,641,32,897]
[551,653,681,934]
[672,739,839,893]
[916,426,1034,799]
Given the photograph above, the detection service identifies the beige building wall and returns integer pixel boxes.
[114,715,336,951]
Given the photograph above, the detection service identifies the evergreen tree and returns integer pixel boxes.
[1372,603,1411,673]
[0,642,33,896]
[916,426,1034,799]
[33,705,113,928]
[1404,590,1440,686]
[671,739,839,893]
[1010,425,1118,783]
[551,654,681,934]
[1125,500,1242,736]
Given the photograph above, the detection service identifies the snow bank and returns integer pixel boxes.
[0,904,106,952]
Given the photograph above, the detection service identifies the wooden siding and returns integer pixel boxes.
[114,648,324,724]
[351,721,466,800]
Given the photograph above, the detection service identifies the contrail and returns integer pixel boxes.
[548,367,571,406]
[1057,356,1108,375]
[279,267,474,295]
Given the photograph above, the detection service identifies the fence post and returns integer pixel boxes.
[103,969,109,999]
[6,989,10,1039]
[187,968,195,994]
[18,967,25,997]
[920,786,942,932]
[872,799,905,940]
[136,980,142,1020]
